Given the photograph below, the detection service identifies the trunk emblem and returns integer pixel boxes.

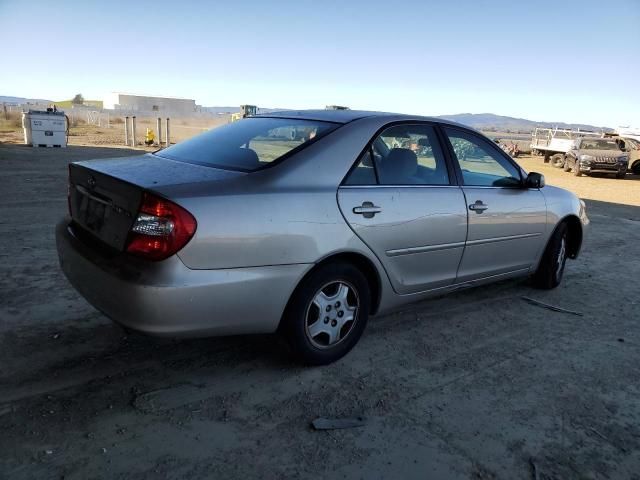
[87,176,97,189]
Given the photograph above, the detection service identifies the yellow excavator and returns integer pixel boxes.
[231,105,257,122]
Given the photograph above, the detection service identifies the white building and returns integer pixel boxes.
[103,93,197,116]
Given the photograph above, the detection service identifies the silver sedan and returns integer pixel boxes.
[56,110,589,364]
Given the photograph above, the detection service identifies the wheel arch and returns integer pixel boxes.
[559,214,583,259]
[279,251,383,333]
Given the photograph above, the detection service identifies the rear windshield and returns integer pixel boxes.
[156,117,340,172]
[580,139,621,151]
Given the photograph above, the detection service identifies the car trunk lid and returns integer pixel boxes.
[68,154,243,251]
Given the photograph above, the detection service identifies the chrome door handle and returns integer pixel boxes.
[468,200,488,213]
[353,201,382,218]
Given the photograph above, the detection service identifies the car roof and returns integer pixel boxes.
[255,109,460,126]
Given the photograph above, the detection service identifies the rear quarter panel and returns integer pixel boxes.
[173,188,370,270]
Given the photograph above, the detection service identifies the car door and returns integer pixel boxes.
[441,126,547,282]
[337,123,468,294]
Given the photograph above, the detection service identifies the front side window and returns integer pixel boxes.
[344,124,450,186]
[156,117,339,172]
[444,127,522,187]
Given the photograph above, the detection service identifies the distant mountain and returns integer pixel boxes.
[0,95,52,104]
[201,106,287,115]
[200,106,240,114]
[436,113,611,133]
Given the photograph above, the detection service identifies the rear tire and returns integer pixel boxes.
[281,263,370,365]
[532,222,568,290]
[551,154,565,168]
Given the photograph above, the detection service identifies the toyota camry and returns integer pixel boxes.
[56,110,589,364]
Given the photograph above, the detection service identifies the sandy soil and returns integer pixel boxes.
[0,144,639,479]
[517,154,640,207]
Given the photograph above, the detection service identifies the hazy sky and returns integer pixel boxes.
[1,0,638,126]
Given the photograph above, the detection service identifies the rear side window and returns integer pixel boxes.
[344,123,450,186]
[344,149,377,185]
[156,117,339,172]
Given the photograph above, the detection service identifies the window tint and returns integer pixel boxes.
[344,149,377,185]
[374,124,449,185]
[156,117,339,172]
[444,128,522,187]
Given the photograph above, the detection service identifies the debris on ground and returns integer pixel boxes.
[311,416,366,430]
[588,427,608,440]
[529,457,540,480]
[521,296,583,316]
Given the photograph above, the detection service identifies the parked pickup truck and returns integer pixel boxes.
[563,137,629,178]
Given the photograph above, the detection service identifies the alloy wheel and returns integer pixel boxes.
[305,281,359,349]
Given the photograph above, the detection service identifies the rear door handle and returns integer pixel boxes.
[468,200,488,213]
[353,201,382,218]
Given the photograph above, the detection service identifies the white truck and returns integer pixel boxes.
[530,127,601,165]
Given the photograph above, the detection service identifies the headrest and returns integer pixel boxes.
[231,148,261,168]
[385,148,418,178]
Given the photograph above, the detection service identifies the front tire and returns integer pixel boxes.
[281,263,370,365]
[532,222,568,290]
[572,161,582,176]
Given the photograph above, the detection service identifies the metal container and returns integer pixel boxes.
[22,110,67,148]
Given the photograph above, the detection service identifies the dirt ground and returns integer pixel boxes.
[516,154,640,207]
[0,113,228,148]
[0,144,639,480]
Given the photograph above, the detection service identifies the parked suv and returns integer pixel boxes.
[563,137,628,178]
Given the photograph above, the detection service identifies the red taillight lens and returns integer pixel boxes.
[126,192,197,261]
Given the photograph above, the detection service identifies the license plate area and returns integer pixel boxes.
[77,191,109,233]
[69,164,142,251]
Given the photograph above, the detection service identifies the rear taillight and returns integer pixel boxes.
[126,192,197,261]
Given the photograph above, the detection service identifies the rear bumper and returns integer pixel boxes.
[56,220,309,337]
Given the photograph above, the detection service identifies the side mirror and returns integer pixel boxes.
[525,172,545,188]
